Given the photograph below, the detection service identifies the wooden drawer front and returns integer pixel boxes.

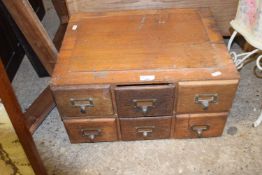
[53,85,113,118]
[64,118,118,143]
[115,84,175,117]
[120,116,171,141]
[174,113,228,139]
[176,80,238,113]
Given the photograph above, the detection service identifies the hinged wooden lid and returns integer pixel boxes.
[52,8,239,86]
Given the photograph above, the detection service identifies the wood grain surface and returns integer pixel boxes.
[24,86,56,134]
[53,85,114,118]
[51,8,239,86]
[174,112,228,138]
[65,0,238,36]
[64,118,118,143]
[52,8,239,142]
[115,84,175,117]
[176,80,239,113]
[120,116,171,141]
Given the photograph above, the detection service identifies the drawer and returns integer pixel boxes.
[176,80,238,113]
[120,116,172,141]
[53,85,114,118]
[174,113,228,138]
[63,118,118,143]
[115,84,175,117]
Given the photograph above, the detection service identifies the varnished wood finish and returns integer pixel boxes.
[0,60,47,174]
[115,84,175,117]
[3,0,58,135]
[65,0,238,36]
[53,85,114,118]
[53,23,68,51]
[2,0,57,75]
[52,0,69,51]
[64,118,118,143]
[174,113,228,138]
[120,116,171,141]
[51,9,239,86]
[52,9,240,142]
[176,80,239,113]
[25,86,56,134]
[52,0,69,24]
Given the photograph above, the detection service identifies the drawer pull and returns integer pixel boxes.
[191,125,209,137]
[136,126,155,137]
[70,98,94,113]
[194,93,218,110]
[81,129,101,142]
[133,99,157,114]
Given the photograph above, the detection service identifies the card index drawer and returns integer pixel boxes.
[53,85,114,118]
[120,116,172,141]
[176,80,238,113]
[115,84,175,117]
[64,118,118,143]
[174,113,228,138]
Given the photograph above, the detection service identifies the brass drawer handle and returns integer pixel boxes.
[136,126,155,137]
[191,125,210,137]
[81,129,101,142]
[70,98,94,113]
[133,99,157,114]
[194,93,218,110]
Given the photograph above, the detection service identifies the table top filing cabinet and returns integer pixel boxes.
[50,8,240,143]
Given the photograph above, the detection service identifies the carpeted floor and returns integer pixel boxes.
[12,1,262,175]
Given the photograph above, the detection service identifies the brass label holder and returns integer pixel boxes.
[81,128,101,142]
[133,99,157,114]
[136,126,155,137]
[194,93,218,110]
[191,125,210,137]
[70,98,94,113]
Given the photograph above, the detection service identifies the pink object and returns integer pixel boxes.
[231,0,262,50]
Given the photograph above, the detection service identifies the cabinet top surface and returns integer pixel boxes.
[52,8,239,85]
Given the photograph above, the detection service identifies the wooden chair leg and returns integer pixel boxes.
[2,0,58,75]
[53,23,68,50]
[24,86,56,134]
[51,0,69,24]
[0,60,47,175]
[52,0,69,51]
[2,0,60,134]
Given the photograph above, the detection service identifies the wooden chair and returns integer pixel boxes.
[0,59,47,174]
[0,1,67,173]
[2,0,58,134]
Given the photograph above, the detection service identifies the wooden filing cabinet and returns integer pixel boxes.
[51,8,239,143]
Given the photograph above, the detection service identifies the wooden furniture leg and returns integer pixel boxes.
[52,0,69,50]
[0,60,47,175]
[53,23,68,50]
[2,0,57,75]
[52,0,69,24]
[25,87,56,133]
[2,0,59,133]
